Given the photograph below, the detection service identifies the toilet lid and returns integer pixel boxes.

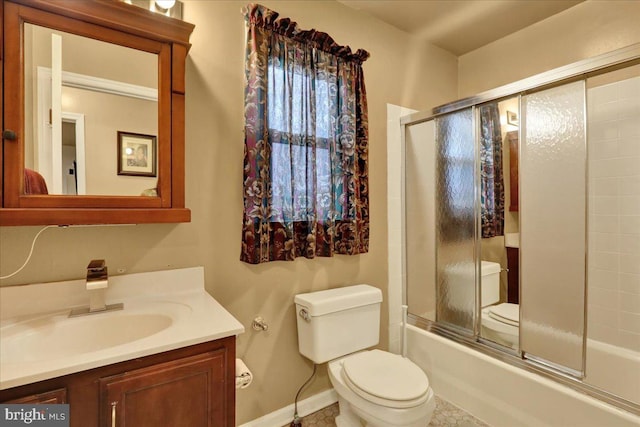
[489,303,519,327]
[341,350,429,408]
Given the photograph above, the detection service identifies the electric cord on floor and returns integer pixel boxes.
[290,363,317,427]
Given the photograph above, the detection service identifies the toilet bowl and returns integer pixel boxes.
[329,350,435,427]
[294,285,435,427]
[481,303,519,348]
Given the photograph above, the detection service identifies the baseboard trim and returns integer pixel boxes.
[239,389,338,427]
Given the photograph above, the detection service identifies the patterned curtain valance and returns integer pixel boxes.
[244,3,370,64]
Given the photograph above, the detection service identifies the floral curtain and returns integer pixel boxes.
[241,4,370,264]
[479,103,505,238]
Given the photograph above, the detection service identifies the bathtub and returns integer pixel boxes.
[406,325,640,427]
[585,339,640,404]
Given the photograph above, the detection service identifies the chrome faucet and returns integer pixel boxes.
[69,259,123,317]
[87,259,108,312]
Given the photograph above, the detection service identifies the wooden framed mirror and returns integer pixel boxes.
[1,0,194,225]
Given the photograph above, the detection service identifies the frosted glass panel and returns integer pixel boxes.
[435,109,476,332]
[405,120,437,321]
[521,81,586,374]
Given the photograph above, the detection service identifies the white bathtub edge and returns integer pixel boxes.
[407,325,640,427]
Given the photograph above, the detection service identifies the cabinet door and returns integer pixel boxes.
[5,388,67,404]
[100,350,228,427]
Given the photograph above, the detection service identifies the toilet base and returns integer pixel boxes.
[328,355,435,427]
[335,394,436,427]
[335,396,362,427]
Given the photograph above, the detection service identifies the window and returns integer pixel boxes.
[241,4,370,263]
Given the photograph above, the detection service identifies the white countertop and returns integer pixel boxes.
[0,267,244,390]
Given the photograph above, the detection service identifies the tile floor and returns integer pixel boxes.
[284,396,489,427]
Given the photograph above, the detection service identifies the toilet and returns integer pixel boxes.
[480,261,519,348]
[294,285,435,427]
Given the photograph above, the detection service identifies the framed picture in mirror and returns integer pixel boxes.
[117,131,157,177]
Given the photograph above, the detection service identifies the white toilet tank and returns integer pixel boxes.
[294,285,382,364]
[481,260,501,307]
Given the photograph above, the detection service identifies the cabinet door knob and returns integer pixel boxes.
[2,130,17,141]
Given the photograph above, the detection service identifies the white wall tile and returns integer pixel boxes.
[592,100,619,122]
[593,196,619,215]
[590,215,619,233]
[619,116,640,138]
[589,268,619,290]
[620,254,640,274]
[620,215,640,234]
[592,177,619,196]
[620,234,640,255]
[615,157,640,177]
[590,286,618,309]
[592,232,620,252]
[616,78,640,98]
[618,137,640,157]
[589,305,619,329]
[590,251,619,271]
[620,292,640,313]
[620,175,640,196]
[588,76,640,352]
[620,215,640,236]
[619,311,640,334]
[619,97,640,119]
[590,139,619,160]
[589,120,620,140]
[619,273,640,294]
[620,196,640,215]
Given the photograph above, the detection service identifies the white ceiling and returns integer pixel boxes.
[338,0,584,55]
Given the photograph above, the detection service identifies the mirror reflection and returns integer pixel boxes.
[23,23,158,196]
[479,96,520,351]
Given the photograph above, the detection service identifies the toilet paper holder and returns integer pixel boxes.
[252,316,269,331]
[235,358,253,389]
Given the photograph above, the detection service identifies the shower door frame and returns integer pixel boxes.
[400,43,640,416]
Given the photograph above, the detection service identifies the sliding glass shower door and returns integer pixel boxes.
[402,51,640,413]
[520,81,587,375]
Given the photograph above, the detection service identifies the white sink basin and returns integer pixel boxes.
[0,267,245,390]
[1,310,174,364]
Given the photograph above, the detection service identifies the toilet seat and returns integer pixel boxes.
[488,303,519,327]
[341,350,429,409]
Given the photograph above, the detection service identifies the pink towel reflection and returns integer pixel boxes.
[24,168,49,195]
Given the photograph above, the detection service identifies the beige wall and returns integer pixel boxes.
[63,87,158,196]
[405,120,437,320]
[458,0,640,97]
[0,1,457,423]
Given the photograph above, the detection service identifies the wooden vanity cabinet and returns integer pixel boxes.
[0,337,236,427]
[4,388,67,404]
[101,350,227,427]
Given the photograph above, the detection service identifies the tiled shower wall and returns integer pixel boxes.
[587,74,640,352]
